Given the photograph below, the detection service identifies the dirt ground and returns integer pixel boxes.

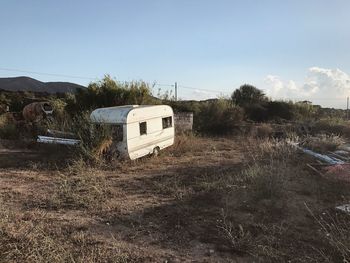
[0,136,350,262]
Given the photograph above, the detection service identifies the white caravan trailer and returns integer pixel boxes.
[90,105,174,160]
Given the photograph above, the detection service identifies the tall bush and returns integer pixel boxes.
[195,99,244,134]
[66,75,154,114]
[266,101,294,121]
[231,84,267,107]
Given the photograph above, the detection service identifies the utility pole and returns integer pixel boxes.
[347,96,349,120]
[175,82,178,101]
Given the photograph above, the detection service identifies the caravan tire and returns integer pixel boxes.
[152,147,160,157]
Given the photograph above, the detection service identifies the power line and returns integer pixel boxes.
[0,67,96,80]
[273,97,346,101]
[0,67,245,96]
[0,68,347,102]
[155,82,230,94]
[179,85,230,94]
[157,83,348,102]
[154,83,175,87]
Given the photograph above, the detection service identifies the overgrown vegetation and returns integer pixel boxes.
[48,159,111,209]
[2,75,350,262]
[1,129,350,261]
[1,77,349,138]
[302,134,345,153]
[65,75,155,114]
[0,198,140,262]
[194,98,244,134]
[0,114,19,139]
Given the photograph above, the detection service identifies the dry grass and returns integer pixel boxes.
[306,205,350,262]
[218,211,289,260]
[48,159,112,210]
[165,133,210,157]
[250,123,274,138]
[1,133,350,262]
[0,197,142,262]
[301,134,345,153]
[217,209,254,255]
[244,161,286,201]
[148,136,301,260]
[313,119,350,139]
[0,201,69,262]
[215,137,322,261]
[0,114,18,139]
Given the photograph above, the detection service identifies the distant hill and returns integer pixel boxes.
[0,76,86,93]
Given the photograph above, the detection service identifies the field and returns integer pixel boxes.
[0,133,350,262]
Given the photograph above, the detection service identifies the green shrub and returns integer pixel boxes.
[250,124,274,138]
[244,103,269,122]
[292,102,317,121]
[232,84,267,107]
[302,134,344,153]
[165,100,201,115]
[194,99,244,134]
[267,101,294,121]
[0,115,19,139]
[45,111,113,163]
[241,162,286,201]
[66,75,154,114]
[70,113,113,162]
[313,118,350,137]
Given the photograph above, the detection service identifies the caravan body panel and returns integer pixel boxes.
[90,105,174,160]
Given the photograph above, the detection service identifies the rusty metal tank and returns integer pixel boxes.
[22,102,53,122]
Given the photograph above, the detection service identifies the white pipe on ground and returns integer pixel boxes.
[37,136,80,146]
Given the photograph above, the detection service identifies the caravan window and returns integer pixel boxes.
[162,116,172,129]
[139,122,147,135]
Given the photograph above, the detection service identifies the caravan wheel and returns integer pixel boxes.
[152,147,160,157]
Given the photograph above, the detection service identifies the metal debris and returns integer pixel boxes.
[328,151,349,162]
[299,147,345,165]
[37,136,80,146]
[336,204,350,214]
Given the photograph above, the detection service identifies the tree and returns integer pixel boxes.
[231,84,267,107]
[195,99,244,134]
[65,75,154,114]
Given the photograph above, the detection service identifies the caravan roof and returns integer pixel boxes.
[90,105,173,124]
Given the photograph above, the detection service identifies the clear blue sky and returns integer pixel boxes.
[1,0,350,105]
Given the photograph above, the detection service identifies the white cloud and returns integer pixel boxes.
[264,67,350,108]
[264,75,300,98]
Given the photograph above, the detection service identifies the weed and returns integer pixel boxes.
[0,114,19,139]
[167,134,207,157]
[307,205,350,262]
[246,162,286,201]
[313,119,350,139]
[50,159,111,209]
[1,196,139,262]
[250,123,274,139]
[218,208,289,260]
[0,201,69,262]
[44,111,114,164]
[301,134,344,153]
[217,209,253,255]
